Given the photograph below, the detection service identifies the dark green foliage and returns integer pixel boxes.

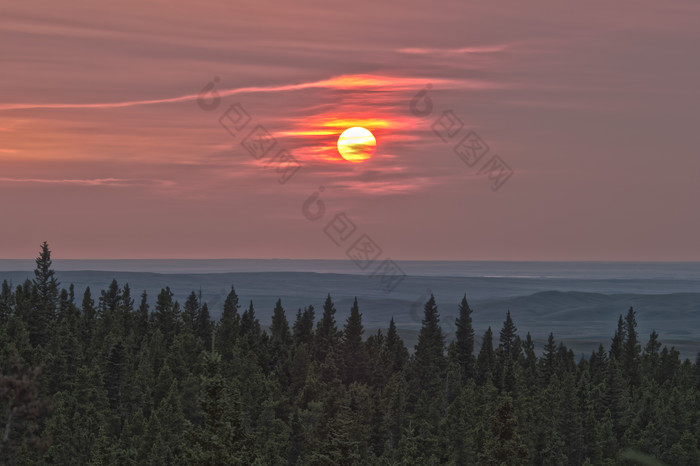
[214,286,240,360]
[29,242,59,347]
[340,297,369,386]
[314,294,341,361]
[0,355,49,459]
[476,327,495,385]
[2,243,699,464]
[451,294,476,383]
[479,396,528,465]
[623,307,641,387]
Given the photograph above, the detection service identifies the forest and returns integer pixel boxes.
[1,244,699,465]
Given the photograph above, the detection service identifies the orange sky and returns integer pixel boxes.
[1,0,699,260]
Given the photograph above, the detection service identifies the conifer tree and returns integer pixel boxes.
[314,295,341,361]
[340,297,369,386]
[622,307,641,387]
[183,291,200,333]
[292,305,315,348]
[30,242,59,347]
[610,315,625,360]
[542,332,558,382]
[408,294,446,431]
[151,287,179,345]
[476,327,495,386]
[385,317,409,375]
[240,300,262,354]
[269,299,292,363]
[453,294,476,383]
[497,311,518,392]
[195,302,212,350]
[216,286,241,360]
[135,290,149,341]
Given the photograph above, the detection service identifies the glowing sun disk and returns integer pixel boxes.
[337,127,376,163]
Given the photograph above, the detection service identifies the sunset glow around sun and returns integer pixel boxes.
[337,127,376,163]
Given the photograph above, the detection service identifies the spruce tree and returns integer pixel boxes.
[292,305,315,347]
[315,294,341,361]
[30,242,59,347]
[385,317,409,374]
[542,332,558,383]
[622,307,641,387]
[183,291,200,333]
[340,297,369,386]
[497,311,518,392]
[270,299,292,361]
[453,294,476,383]
[408,294,446,430]
[135,290,149,342]
[476,327,495,386]
[151,287,179,345]
[195,302,212,350]
[610,315,625,360]
[215,286,241,360]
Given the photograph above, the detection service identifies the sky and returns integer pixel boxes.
[1,0,699,261]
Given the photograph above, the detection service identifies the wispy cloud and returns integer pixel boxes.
[0,177,174,187]
[0,74,498,111]
[397,44,513,55]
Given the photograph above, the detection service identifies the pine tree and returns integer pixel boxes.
[542,332,558,383]
[292,306,315,347]
[240,300,262,355]
[453,294,476,383]
[135,290,149,341]
[269,299,292,368]
[610,315,625,360]
[622,307,641,387]
[497,311,518,392]
[476,327,495,386]
[314,295,341,361]
[385,317,409,375]
[340,298,369,386]
[81,287,97,357]
[29,242,59,347]
[183,291,200,333]
[407,294,446,432]
[216,286,241,360]
[99,279,121,315]
[195,302,212,350]
[520,332,538,385]
[151,287,179,345]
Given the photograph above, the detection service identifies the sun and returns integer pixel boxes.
[337,127,376,163]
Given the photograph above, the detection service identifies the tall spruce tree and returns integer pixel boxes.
[408,294,446,429]
[340,297,369,385]
[385,317,409,374]
[270,299,292,359]
[30,242,59,347]
[292,305,315,346]
[476,327,495,386]
[622,307,641,387]
[610,315,625,360]
[453,294,476,382]
[497,311,518,392]
[314,294,341,361]
[215,286,241,360]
